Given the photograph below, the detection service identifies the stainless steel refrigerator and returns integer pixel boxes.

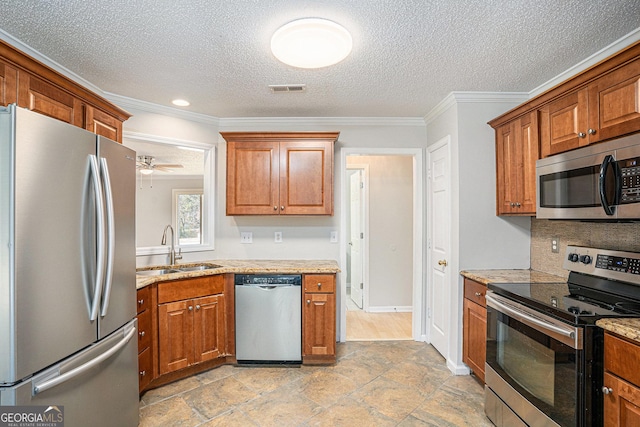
[0,105,138,427]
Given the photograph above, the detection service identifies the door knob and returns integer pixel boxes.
[438,259,448,267]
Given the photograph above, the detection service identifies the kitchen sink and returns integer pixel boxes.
[136,268,181,276]
[178,264,222,272]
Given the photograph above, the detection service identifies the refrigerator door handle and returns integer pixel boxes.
[99,157,115,317]
[32,324,137,395]
[89,154,106,321]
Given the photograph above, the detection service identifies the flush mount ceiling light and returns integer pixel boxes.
[271,18,352,69]
[171,99,190,107]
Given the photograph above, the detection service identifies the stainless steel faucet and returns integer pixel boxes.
[161,225,182,265]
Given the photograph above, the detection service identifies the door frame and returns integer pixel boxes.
[346,164,369,311]
[339,147,424,342]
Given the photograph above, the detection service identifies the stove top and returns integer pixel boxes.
[488,245,640,325]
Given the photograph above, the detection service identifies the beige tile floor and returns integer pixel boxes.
[139,341,492,426]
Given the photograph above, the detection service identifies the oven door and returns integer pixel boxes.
[485,292,583,427]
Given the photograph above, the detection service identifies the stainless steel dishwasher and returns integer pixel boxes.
[235,274,302,364]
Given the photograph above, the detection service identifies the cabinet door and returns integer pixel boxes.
[463,298,486,383]
[280,140,334,215]
[540,87,589,157]
[0,61,18,106]
[604,372,640,427]
[194,294,226,363]
[518,112,539,214]
[226,140,279,215]
[85,105,123,142]
[496,121,519,214]
[17,72,83,126]
[588,58,640,143]
[158,300,193,374]
[303,292,336,356]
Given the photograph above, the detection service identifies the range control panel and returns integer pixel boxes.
[565,245,640,285]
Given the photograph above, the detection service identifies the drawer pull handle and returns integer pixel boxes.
[602,386,613,395]
[475,292,482,297]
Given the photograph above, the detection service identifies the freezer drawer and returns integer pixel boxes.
[0,319,139,427]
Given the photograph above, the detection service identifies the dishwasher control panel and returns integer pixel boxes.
[234,274,302,286]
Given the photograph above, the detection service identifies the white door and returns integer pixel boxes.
[349,170,364,309]
[428,140,451,357]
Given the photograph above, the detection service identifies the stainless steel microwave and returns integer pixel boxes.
[536,133,640,220]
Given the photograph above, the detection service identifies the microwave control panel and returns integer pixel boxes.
[619,157,640,203]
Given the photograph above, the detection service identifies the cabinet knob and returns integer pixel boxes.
[281,206,285,210]
[188,306,193,311]
[139,331,145,338]
[578,132,586,138]
[274,206,278,210]
[196,305,201,310]
[510,202,515,207]
[602,386,613,395]
[515,202,521,207]
[475,292,482,297]
[588,128,597,135]
[306,300,311,305]
[138,299,144,305]
[140,370,146,377]
[317,283,322,288]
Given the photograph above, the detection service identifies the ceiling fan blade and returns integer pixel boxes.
[154,164,184,169]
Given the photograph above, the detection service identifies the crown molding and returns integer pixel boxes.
[219,116,426,129]
[424,91,528,124]
[529,27,640,97]
[104,92,220,126]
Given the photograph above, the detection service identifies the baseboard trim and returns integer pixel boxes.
[367,306,413,313]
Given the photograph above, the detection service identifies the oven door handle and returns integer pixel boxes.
[486,293,582,349]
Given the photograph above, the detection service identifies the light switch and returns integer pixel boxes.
[240,232,253,243]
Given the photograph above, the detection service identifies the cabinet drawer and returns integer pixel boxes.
[137,309,151,352]
[464,278,487,307]
[304,274,335,293]
[605,332,640,388]
[136,286,151,314]
[138,346,153,392]
[158,275,224,304]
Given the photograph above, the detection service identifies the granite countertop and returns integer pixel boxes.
[136,259,341,289]
[460,269,566,286]
[596,318,640,344]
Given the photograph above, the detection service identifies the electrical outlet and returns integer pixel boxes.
[330,231,338,243]
[551,237,559,253]
[240,232,253,244]
[274,231,282,243]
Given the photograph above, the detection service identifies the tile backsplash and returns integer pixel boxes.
[531,219,640,278]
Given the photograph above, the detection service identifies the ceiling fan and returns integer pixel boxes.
[136,155,183,175]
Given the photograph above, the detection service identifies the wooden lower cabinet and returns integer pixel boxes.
[462,278,487,383]
[302,274,336,364]
[603,332,640,426]
[136,286,153,393]
[158,293,226,375]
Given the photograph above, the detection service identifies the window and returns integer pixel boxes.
[173,189,203,245]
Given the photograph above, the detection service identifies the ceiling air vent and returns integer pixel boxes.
[269,84,306,93]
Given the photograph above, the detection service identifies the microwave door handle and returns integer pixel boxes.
[599,154,617,216]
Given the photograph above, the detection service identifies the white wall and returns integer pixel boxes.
[347,155,414,309]
[425,93,531,375]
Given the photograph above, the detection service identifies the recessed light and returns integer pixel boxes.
[171,99,190,107]
[271,18,352,69]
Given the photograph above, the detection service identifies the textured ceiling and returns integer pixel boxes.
[0,0,639,118]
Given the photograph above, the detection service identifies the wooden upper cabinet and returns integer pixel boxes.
[588,57,640,143]
[495,111,538,215]
[0,39,130,142]
[0,62,18,106]
[222,132,338,215]
[541,57,640,157]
